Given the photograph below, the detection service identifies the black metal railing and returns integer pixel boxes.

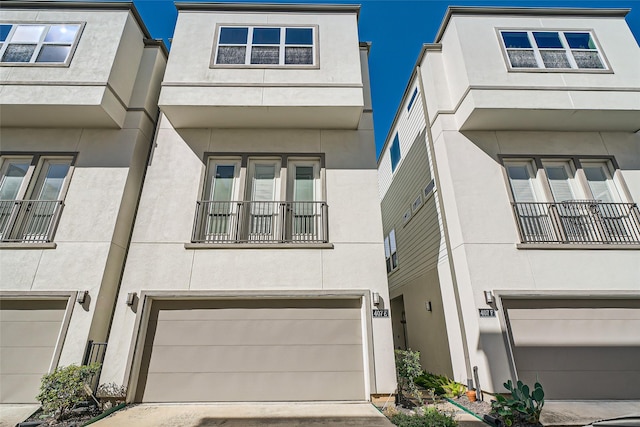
[0,200,64,243]
[192,200,328,243]
[512,201,640,244]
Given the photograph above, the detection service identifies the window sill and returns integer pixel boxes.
[516,243,640,250]
[0,242,57,249]
[184,242,334,250]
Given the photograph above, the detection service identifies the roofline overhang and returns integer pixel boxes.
[434,6,631,43]
[0,0,168,53]
[175,2,361,18]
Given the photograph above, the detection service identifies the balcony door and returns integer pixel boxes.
[0,159,31,239]
[288,161,321,241]
[203,159,240,241]
[246,160,281,241]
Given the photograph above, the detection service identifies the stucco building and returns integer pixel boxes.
[98,3,396,403]
[378,7,640,400]
[0,1,167,403]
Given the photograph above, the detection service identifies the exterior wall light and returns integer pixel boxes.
[484,291,494,305]
[425,301,432,312]
[372,292,381,306]
[76,290,88,304]
[126,292,137,306]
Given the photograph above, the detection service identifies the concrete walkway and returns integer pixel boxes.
[541,401,640,427]
[92,402,394,427]
[0,404,39,427]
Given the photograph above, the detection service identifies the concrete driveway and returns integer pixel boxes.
[91,402,394,427]
[0,404,39,427]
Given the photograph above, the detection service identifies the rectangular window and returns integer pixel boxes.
[384,229,398,273]
[500,30,606,71]
[503,157,638,244]
[214,26,316,66]
[390,134,401,172]
[0,23,82,65]
[407,88,418,111]
[193,155,326,244]
[0,155,73,242]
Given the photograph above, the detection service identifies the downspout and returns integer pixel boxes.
[416,64,473,385]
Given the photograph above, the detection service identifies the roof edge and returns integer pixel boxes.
[434,6,631,42]
[176,2,360,17]
[0,1,154,40]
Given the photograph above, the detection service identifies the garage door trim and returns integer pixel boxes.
[124,290,376,403]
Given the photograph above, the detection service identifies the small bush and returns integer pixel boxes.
[37,363,101,421]
[389,406,458,427]
[491,379,545,425]
[395,349,423,401]
[414,372,448,396]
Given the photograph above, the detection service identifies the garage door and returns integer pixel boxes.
[0,299,67,403]
[135,299,366,402]
[503,298,640,400]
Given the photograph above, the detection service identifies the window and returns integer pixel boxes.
[503,157,638,244]
[407,88,418,111]
[384,229,398,273]
[193,154,326,244]
[424,179,435,199]
[214,26,315,66]
[500,30,606,70]
[411,194,422,213]
[390,134,401,172]
[0,155,73,243]
[0,23,82,65]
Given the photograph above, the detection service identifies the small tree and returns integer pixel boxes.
[37,363,101,421]
[395,349,423,402]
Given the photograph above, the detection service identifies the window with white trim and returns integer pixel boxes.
[0,154,73,243]
[390,134,401,173]
[0,23,82,65]
[384,229,398,273]
[407,88,418,111]
[214,26,315,66]
[500,30,606,70]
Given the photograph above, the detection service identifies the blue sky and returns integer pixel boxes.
[131,0,640,157]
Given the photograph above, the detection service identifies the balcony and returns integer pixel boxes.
[512,201,640,245]
[191,201,328,244]
[0,200,63,243]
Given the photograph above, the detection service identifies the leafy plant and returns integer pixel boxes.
[388,406,458,427]
[37,363,101,421]
[395,349,423,402]
[442,378,466,398]
[491,379,545,425]
[414,372,448,396]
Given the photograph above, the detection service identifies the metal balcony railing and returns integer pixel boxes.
[512,201,640,244]
[0,200,64,243]
[192,200,328,244]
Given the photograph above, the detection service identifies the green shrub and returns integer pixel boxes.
[491,379,545,425]
[414,372,448,396]
[395,349,423,401]
[37,363,101,420]
[389,407,458,427]
[441,379,465,398]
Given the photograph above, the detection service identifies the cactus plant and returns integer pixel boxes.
[491,379,545,425]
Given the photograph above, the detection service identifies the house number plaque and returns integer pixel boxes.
[373,309,389,318]
[479,308,496,318]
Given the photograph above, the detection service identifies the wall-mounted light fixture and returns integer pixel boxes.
[484,291,494,305]
[372,292,381,307]
[126,292,137,306]
[76,290,88,304]
[425,301,432,312]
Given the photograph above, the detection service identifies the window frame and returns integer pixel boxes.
[407,88,419,112]
[211,24,319,69]
[390,134,401,173]
[0,22,85,67]
[497,28,611,73]
[384,229,398,274]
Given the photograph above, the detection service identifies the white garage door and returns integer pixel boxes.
[135,299,366,402]
[0,299,67,403]
[503,298,640,400]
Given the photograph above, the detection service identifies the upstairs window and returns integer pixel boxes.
[500,30,606,71]
[214,26,316,66]
[0,23,82,65]
[384,229,398,273]
[407,88,419,111]
[390,134,401,172]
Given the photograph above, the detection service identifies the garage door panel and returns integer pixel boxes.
[141,371,365,402]
[150,319,362,346]
[145,344,364,373]
[0,374,43,403]
[0,300,66,320]
[513,346,640,371]
[0,321,64,347]
[518,370,640,400]
[0,347,56,374]
[154,307,362,321]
